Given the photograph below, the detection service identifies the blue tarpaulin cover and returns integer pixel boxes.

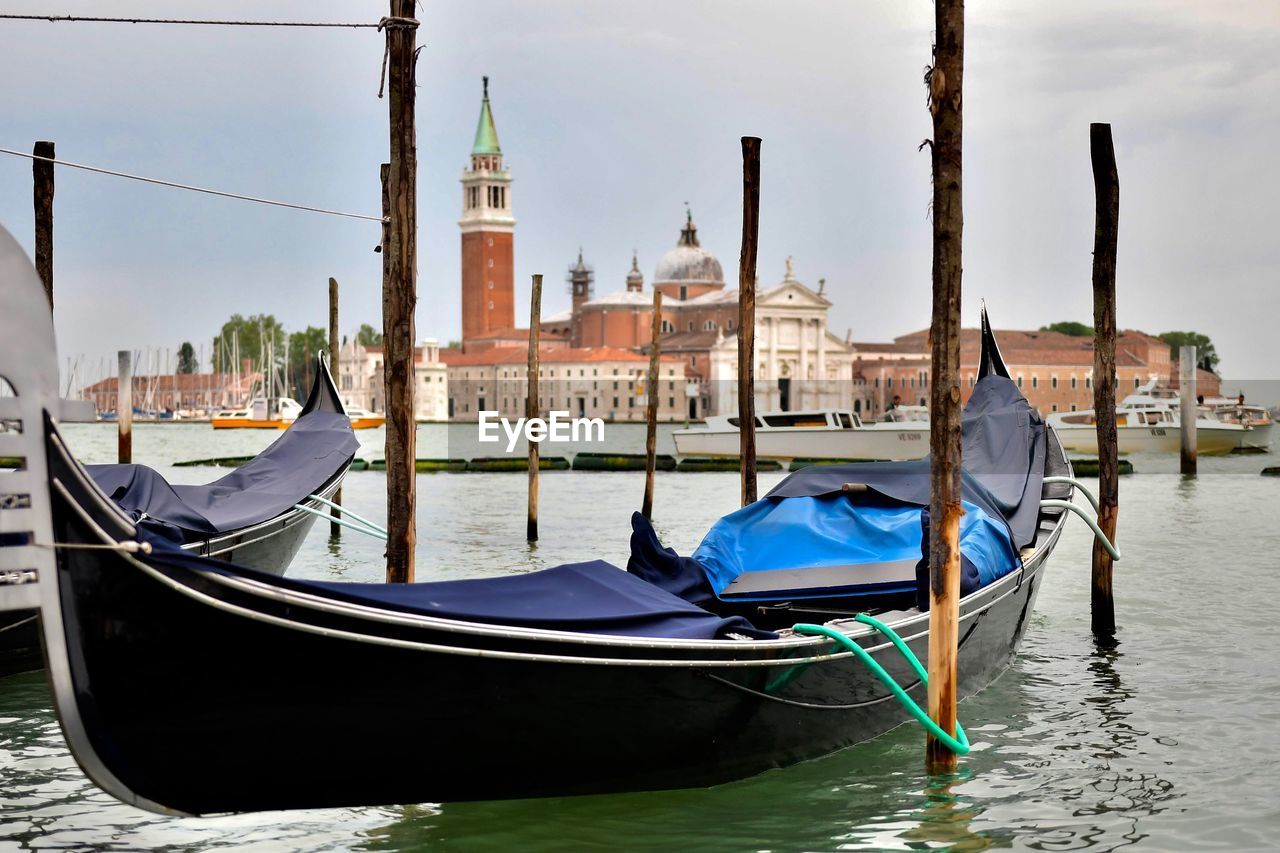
[692,496,1017,599]
[629,374,1044,604]
[88,410,359,539]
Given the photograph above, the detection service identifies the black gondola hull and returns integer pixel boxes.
[47,424,1056,813]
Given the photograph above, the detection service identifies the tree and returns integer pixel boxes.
[287,327,329,399]
[1039,321,1093,337]
[356,323,383,346]
[1158,331,1219,373]
[176,341,198,374]
[212,314,286,377]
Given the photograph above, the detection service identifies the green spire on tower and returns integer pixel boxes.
[472,76,502,156]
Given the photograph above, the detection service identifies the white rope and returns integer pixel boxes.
[0,147,386,224]
[293,503,387,541]
[34,539,153,554]
[304,493,388,536]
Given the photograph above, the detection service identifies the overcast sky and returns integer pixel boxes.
[1,0,1277,384]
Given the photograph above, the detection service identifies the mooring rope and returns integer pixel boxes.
[303,494,388,536]
[0,147,387,223]
[293,503,387,541]
[792,615,971,755]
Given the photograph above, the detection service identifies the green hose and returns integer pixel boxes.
[791,616,971,755]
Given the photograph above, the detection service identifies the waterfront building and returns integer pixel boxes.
[443,346,688,423]
[80,371,260,416]
[336,338,449,421]
[852,328,1221,417]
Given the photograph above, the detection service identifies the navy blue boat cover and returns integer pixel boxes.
[135,530,775,641]
[88,410,359,539]
[629,374,1045,604]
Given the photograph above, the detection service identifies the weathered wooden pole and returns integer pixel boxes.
[1180,346,1197,475]
[328,276,343,537]
[925,0,964,775]
[381,0,418,584]
[738,137,761,507]
[33,141,54,309]
[1090,122,1120,637]
[527,274,543,542]
[117,350,132,464]
[642,289,664,519]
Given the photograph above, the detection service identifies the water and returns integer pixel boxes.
[2,424,1278,851]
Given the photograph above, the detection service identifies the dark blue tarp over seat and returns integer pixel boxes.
[133,529,774,641]
[88,410,359,539]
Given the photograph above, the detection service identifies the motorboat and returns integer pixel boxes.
[210,395,304,429]
[1203,397,1273,452]
[674,406,930,461]
[0,235,1114,816]
[1046,379,1247,455]
[344,405,387,430]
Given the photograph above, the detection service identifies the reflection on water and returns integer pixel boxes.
[1,432,1277,850]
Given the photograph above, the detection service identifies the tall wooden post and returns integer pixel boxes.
[382,0,418,584]
[738,137,761,507]
[33,141,54,309]
[117,350,132,464]
[642,289,663,519]
[1180,346,1197,475]
[925,0,964,775]
[527,274,542,542]
[1090,123,1119,637]
[328,276,343,537]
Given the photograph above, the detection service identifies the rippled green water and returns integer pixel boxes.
[2,425,1277,851]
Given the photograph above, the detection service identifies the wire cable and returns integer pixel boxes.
[0,14,386,28]
[0,147,386,223]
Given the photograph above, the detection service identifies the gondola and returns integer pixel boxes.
[0,223,1110,816]
[0,229,359,678]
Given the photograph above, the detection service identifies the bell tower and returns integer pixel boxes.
[459,76,515,345]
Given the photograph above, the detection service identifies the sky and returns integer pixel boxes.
[1,0,1277,386]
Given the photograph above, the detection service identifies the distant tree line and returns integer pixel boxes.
[1039,321,1220,373]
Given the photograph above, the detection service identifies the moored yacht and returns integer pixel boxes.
[673,406,929,461]
[1046,380,1247,455]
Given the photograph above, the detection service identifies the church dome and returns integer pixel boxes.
[653,211,724,288]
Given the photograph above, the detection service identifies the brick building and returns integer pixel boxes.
[443,346,689,423]
[852,327,1220,418]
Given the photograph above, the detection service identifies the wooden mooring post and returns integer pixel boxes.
[1090,122,1120,637]
[328,276,343,537]
[33,141,54,309]
[738,137,761,507]
[117,350,132,464]
[642,289,663,519]
[527,274,543,542]
[381,0,419,584]
[1180,346,1197,475]
[925,0,964,775]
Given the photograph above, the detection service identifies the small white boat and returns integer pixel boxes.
[1203,398,1274,452]
[673,408,930,461]
[1046,381,1246,456]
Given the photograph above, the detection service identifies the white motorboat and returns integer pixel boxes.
[1046,381,1246,455]
[673,407,930,461]
[1203,397,1274,452]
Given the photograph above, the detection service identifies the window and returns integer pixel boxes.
[668,397,674,407]
[1017,376,1024,388]
[1051,376,1059,389]
[1134,376,1141,388]
[680,286,687,300]
[1051,404,1059,412]
[968,375,976,388]
[704,320,717,331]
[1031,376,1039,389]
[1070,375,1078,389]
[1086,376,1093,389]
[688,321,695,332]
[628,397,634,407]
[612,397,618,408]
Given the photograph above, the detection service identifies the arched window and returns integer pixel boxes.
[1051,376,1058,389]
[1031,376,1039,389]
